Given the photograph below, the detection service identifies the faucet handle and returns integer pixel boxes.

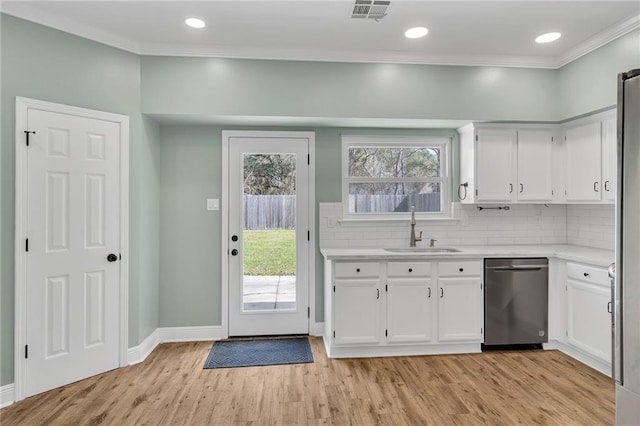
[416,231,423,241]
[430,238,437,247]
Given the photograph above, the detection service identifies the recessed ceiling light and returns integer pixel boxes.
[185,18,206,29]
[535,32,561,44]
[405,27,428,39]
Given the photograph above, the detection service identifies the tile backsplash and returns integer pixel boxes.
[320,203,569,249]
[566,204,615,250]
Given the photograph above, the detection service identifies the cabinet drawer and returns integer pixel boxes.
[334,262,380,278]
[439,261,482,277]
[567,262,609,286]
[388,261,432,277]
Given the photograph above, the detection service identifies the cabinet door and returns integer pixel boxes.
[565,122,602,201]
[476,129,516,202]
[602,116,617,203]
[333,279,382,345]
[387,279,433,344]
[517,129,553,201]
[437,277,482,342]
[567,279,611,362]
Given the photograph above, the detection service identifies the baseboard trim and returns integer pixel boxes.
[545,339,611,377]
[158,326,224,343]
[309,322,325,336]
[127,326,224,365]
[0,383,15,408]
[325,342,482,358]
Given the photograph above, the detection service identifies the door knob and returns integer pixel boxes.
[231,249,239,256]
[231,235,238,242]
[107,253,118,262]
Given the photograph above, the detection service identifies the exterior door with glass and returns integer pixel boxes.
[227,136,310,336]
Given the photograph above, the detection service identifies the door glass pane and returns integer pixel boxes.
[242,154,297,311]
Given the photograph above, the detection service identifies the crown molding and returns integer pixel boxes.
[1,2,140,54]
[2,4,638,69]
[553,14,640,68]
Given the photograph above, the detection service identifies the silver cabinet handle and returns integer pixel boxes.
[520,183,524,193]
[594,181,599,192]
[376,288,379,299]
[509,184,513,193]
[428,287,431,298]
[440,288,444,298]
[605,180,610,192]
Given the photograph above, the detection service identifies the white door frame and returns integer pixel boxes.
[14,97,129,401]
[221,130,315,338]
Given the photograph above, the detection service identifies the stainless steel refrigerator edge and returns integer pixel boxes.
[614,68,640,425]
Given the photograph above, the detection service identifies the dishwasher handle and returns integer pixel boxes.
[489,265,547,271]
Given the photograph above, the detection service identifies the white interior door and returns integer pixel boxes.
[24,107,122,397]
[228,136,310,336]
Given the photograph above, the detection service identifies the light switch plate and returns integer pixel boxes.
[207,198,220,211]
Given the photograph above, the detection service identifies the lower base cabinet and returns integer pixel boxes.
[326,259,483,357]
[567,279,611,363]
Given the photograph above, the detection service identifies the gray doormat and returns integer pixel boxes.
[203,337,313,369]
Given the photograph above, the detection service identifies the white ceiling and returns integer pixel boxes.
[2,1,639,68]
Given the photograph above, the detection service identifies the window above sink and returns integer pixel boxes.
[341,135,453,221]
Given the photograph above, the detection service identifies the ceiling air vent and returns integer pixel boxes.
[351,0,390,21]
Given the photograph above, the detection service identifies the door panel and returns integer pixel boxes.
[476,129,516,202]
[26,108,120,397]
[565,122,602,202]
[517,130,553,201]
[228,137,310,336]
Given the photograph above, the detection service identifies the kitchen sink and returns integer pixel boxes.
[384,247,461,253]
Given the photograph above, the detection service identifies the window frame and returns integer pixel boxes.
[341,135,452,220]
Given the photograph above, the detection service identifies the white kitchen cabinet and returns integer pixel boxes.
[325,257,483,357]
[437,276,483,342]
[565,121,602,202]
[332,262,383,346]
[517,129,554,201]
[566,262,611,363]
[601,115,617,203]
[458,124,554,204]
[475,129,517,202]
[386,262,434,344]
[333,279,382,345]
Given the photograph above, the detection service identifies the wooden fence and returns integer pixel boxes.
[349,193,441,213]
[243,193,441,229]
[244,195,296,229]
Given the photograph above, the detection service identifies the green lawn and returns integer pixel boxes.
[243,229,296,275]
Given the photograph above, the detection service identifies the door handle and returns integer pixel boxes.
[608,301,612,314]
[428,287,431,298]
[376,288,380,299]
[520,183,524,193]
[605,181,610,192]
[107,253,118,262]
[509,184,513,193]
[440,288,444,298]
[231,249,239,256]
[231,235,239,242]
[594,181,599,192]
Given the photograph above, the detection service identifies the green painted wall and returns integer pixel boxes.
[557,29,640,120]
[158,125,457,326]
[141,57,558,122]
[0,15,161,386]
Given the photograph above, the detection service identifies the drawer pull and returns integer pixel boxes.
[440,288,444,298]
[459,268,464,272]
[376,288,379,299]
[584,272,589,277]
[428,288,431,298]
[408,268,413,273]
[356,268,360,273]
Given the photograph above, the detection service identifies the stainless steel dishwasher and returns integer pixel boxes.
[484,258,549,347]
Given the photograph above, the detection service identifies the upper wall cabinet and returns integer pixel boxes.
[562,110,616,204]
[458,124,554,204]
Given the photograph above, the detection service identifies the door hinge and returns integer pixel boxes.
[551,136,554,142]
[333,330,335,338]
[307,307,310,318]
[307,154,310,165]
[481,328,483,334]
[480,282,483,290]
[566,330,568,337]
[308,230,310,241]
[475,134,478,142]
[25,238,29,252]
[385,284,388,292]
[24,130,35,147]
[333,285,336,293]
[25,345,28,359]
[475,189,478,196]
[552,190,554,195]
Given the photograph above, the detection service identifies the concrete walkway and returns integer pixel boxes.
[243,275,296,311]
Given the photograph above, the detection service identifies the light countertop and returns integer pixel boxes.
[321,244,614,268]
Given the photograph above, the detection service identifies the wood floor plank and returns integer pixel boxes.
[0,337,615,425]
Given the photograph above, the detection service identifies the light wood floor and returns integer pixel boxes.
[0,337,614,425]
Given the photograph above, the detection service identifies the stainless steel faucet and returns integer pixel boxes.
[430,238,437,247]
[410,206,422,247]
